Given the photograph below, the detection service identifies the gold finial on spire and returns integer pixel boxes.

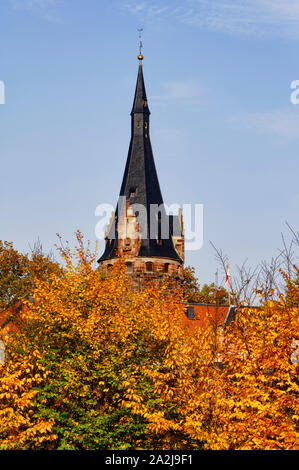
[137,28,143,61]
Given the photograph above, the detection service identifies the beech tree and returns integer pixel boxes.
[182,266,228,304]
[0,232,298,450]
[0,233,201,449]
[0,240,61,312]
[208,271,299,450]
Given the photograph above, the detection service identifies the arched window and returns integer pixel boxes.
[146,262,153,272]
[164,263,169,273]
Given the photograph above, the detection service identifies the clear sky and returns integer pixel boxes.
[0,0,298,286]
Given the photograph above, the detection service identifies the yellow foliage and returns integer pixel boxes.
[0,232,298,450]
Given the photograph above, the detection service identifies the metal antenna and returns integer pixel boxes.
[137,28,143,55]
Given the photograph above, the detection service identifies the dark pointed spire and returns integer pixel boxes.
[131,60,150,115]
[98,53,182,264]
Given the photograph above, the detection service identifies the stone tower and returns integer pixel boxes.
[98,52,184,287]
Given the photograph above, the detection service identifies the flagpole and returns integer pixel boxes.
[226,264,231,305]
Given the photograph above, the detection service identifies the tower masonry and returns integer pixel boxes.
[98,52,184,288]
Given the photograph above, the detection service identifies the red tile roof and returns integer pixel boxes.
[182,303,231,331]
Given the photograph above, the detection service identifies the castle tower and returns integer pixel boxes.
[98,51,184,287]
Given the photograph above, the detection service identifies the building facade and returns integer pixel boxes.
[98,53,184,288]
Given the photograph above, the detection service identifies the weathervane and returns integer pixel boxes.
[137,28,144,60]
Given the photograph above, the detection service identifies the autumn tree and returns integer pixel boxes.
[182,266,228,304]
[0,241,30,312]
[197,231,299,450]
[0,233,204,449]
[208,278,299,450]
[0,240,61,312]
[0,231,298,450]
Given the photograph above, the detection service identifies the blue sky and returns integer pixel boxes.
[0,0,298,285]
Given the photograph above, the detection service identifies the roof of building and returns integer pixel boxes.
[98,58,182,264]
[131,61,150,115]
[182,303,233,331]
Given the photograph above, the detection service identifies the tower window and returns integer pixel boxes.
[0,340,5,365]
[144,122,148,129]
[129,187,136,197]
[146,262,153,272]
[187,306,195,319]
[164,263,169,273]
[126,262,133,273]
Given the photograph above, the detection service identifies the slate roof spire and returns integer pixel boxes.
[98,52,182,263]
[131,55,150,115]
